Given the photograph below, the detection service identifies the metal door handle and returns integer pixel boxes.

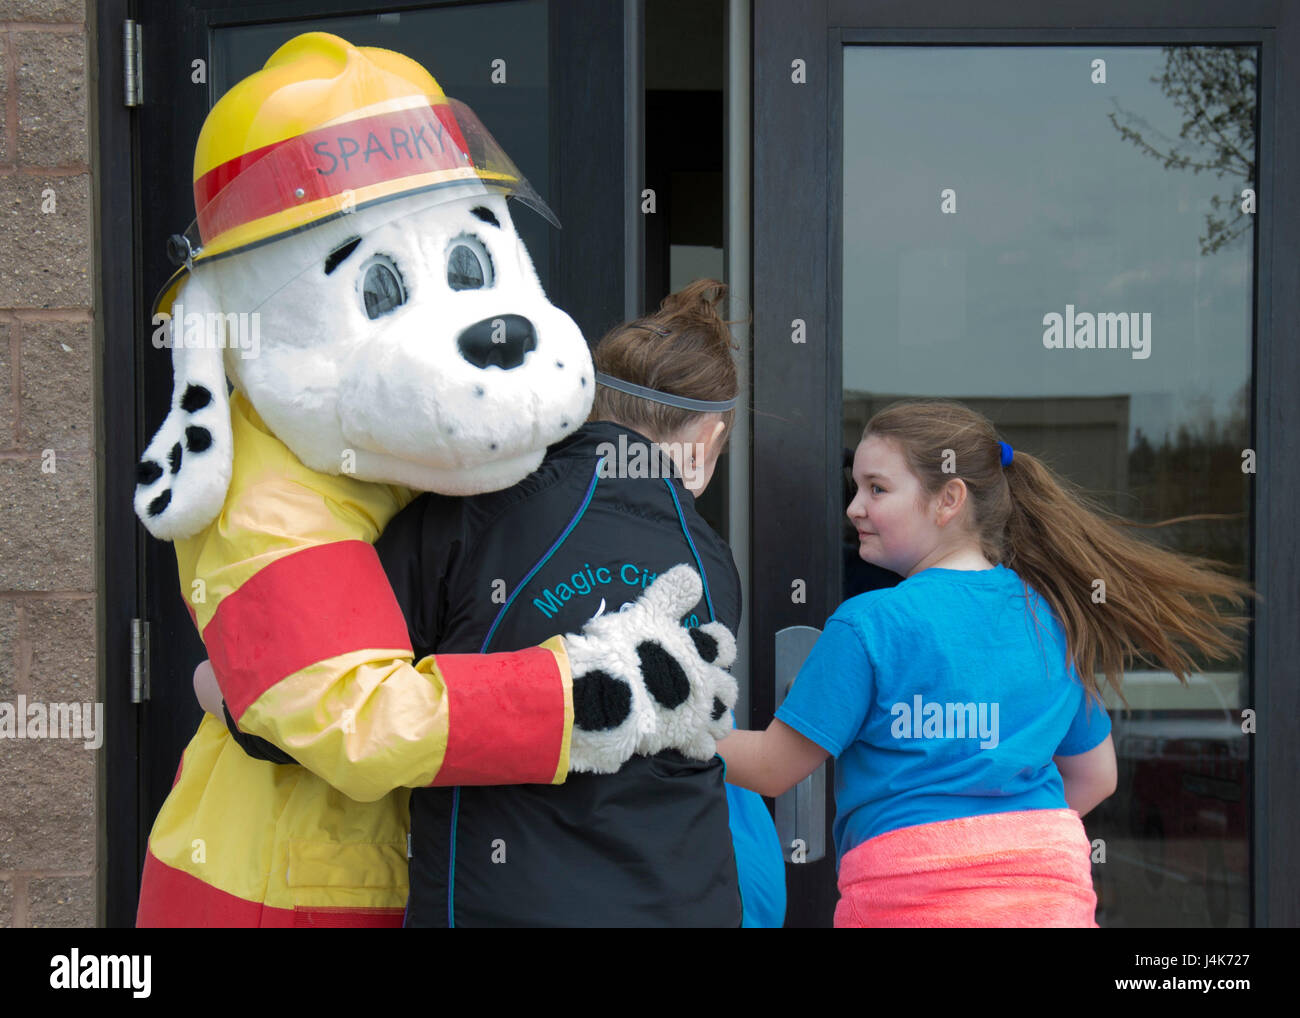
[773,625,826,863]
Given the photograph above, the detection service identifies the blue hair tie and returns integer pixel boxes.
[998,440,1014,467]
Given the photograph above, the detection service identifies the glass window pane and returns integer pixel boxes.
[841,45,1255,927]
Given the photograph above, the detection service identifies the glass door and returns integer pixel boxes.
[750,0,1291,929]
[837,43,1256,927]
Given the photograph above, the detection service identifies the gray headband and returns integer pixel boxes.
[594,372,737,413]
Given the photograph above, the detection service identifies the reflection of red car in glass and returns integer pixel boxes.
[1116,712,1247,927]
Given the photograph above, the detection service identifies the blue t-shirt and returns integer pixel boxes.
[774,564,1111,869]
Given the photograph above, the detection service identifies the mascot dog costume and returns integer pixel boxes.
[134,32,737,926]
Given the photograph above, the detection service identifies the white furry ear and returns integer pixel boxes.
[134,271,234,541]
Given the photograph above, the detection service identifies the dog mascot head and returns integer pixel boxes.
[135,32,592,539]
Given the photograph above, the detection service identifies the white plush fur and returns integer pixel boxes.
[564,565,739,773]
[136,190,592,538]
[132,272,234,541]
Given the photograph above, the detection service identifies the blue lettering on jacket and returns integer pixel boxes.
[530,562,665,619]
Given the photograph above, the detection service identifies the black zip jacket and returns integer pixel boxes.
[376,420,742,927]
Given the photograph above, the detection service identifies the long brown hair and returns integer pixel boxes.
[589,278,740,442]
[864,399,1254,706]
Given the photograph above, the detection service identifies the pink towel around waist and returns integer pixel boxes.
[834,808,1099,928]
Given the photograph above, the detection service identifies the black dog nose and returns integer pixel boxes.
[456,314,537,370]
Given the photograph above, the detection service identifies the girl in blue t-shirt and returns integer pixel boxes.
[717,398,1252,927]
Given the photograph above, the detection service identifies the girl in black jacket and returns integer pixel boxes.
[382,279,782,927]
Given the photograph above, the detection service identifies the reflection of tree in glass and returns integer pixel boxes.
[1107,47,1256,255]
[1125,381,1250,669]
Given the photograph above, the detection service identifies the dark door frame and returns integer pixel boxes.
[752,0,1298,927]
[99,0,636,926]
[94,0,144,930]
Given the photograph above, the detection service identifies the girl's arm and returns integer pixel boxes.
[716,720,830,799]
[1053,734,1117,816]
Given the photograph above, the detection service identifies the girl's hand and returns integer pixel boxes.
[192,659,225,717]
[716,721,830,798]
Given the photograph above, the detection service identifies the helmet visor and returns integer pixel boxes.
[165,95,556,308]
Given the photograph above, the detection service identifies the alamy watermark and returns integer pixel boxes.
[152,303,261,360]
[0,696,104,749]
[1042,304,1151,360]
[50,950,150,997]
[891,695,1000,749]
[595,433,706,490]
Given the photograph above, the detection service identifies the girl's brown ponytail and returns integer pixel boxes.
[866,399,1254,706]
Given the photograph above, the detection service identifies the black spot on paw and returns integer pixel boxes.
[136,459,162,486]
[185,425,212,452]
[180,384,212,413]
[637,641,690,709]
[572,670,632,731]
[688,628,719,663]
[711,697,727,721]
[148,489,172,517]
[168,443,183,474]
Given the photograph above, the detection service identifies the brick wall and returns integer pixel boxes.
[0,0,97,928]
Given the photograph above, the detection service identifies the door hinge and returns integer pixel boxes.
[123,20,142,107]
[130,618,151,703]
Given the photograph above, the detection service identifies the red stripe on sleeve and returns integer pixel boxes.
[432,646,566,785]
[203,541,412,720]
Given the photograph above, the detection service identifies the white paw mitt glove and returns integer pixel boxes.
[561,564,739,774]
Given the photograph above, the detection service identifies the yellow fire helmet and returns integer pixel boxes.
[154,31,555,317]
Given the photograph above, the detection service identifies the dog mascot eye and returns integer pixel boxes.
[361,255,406,319]
[447,235,494,291]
